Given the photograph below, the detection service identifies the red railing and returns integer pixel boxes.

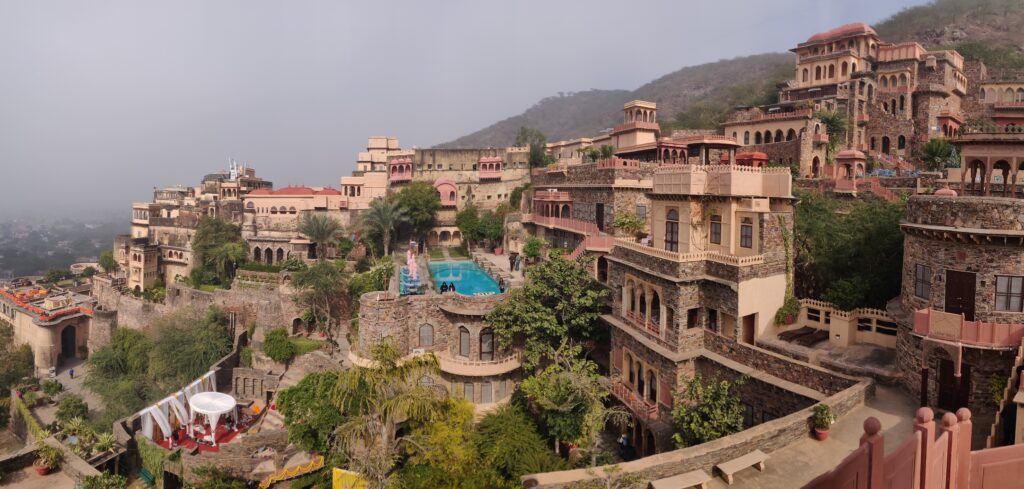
[478,169,502,180]
[527,214,601,236]
[913,308,1024,348]
[390,172,412,182]
[597,157,642,169]
[533,191,572,202]
[610,380,659,421]
[624,310,661,335]
[568,235,616,261]
[812,133,829,143]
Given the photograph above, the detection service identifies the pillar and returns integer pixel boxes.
[939,412,959,486]
[914,407,936,488]
[860,417,884,489]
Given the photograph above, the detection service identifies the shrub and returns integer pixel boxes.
[263,329,297,364]
[35,443,64,469]
[41,380,63,396]
[56,395,89,423]
[671,375,746,448]
[773,295,801,325]
[240,347,253,367]
[813,404,834,430]
[82,472,128,489]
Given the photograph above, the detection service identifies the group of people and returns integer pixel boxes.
[439,281,458,293]
[508,252,523,272]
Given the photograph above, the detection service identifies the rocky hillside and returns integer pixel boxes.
[440,0,1024,148]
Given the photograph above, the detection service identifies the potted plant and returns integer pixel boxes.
[34,443,64,475]
[813,404,834,441]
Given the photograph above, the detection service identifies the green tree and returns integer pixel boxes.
[671,375,746,448]
[148,307,232,389]
[599,145,616,159]
[298,213,342,262]
[509,183,531,209]
[278,371,344,453]
[56,395,89,423]
[0,322,34,393]
[567,465,646,489]
[347,256,393,300]
[920,137,958,171]
[398,398,494,488]
[81,266,97,278]
[516,127,554,168]
[291,262,349,332]
[191,216,245,285]
[585,147,602,163]
[361,198,409,256]
[475,403,567,485]
[98,250,119,274]
[612,212,645,237]
[479,211,505,247]
[522,236,546,261]
[814,110,849,163]
[455,206,482,249]
[521,342,629,463]
[394,181,442,243]
[263,329,297,364]
[486,255,607,370]
[45,268,73,283]
[331,339,443,488]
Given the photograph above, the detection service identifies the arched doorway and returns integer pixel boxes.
[292,318,304,334]
[811,157,820,178]
[597,256,609,283]
[881,137,891,155]
[60,326,77,363]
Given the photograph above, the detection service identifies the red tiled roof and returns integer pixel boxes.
[247,189,273,196]
[806,23,876,43]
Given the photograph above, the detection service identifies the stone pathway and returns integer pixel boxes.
[2,466,76,489]
[704,385,917,489]
[35,358,105,426]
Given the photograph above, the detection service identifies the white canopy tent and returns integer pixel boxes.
[187,391,238,446]
[135,370,219,443]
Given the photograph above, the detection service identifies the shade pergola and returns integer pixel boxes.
[188,391,237,446]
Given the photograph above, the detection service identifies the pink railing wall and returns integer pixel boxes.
[804,407,1024,489]
[913,308,1024,347]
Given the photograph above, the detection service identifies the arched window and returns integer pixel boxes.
[1007,88,1016,102]
[419,324,433,347]
[891,99,897,115]
[289,206,297,214]
[775,129,783,142]
[867,84,873,101]
[647,371,657,402]
[626,353,635,384]
[459,326,470,357]
[764,131,773,144]
[253,247,262,262]
[638,291,647,319]
[898,135,906,150]
[841,61,848,77]
[276,248,284,262]
[786,129,796,141]
[480,329,494,361]
[815,66,822,81]
[246,201,254,209]
[870,137,876,151]
[828,64,835,78]
[650,291,661,326]
[882,136,891,154]
[754,132,762,144]
[851,62,857,72]
[448,191,456,202]
[980,88,987,100]
[899,73,907,86]
[636,363,645,395]
[881,77,888,88]
[270,206,278,214]
[665,209,679,252]
[899,95,905,112]
[740,218,753,248]
[801,68,808,82]
[743,131,750,145]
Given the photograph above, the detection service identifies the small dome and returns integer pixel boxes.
[935,186,958,197]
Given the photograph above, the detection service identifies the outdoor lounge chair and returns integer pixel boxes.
[794,329,829,347]
[778,326,815,342]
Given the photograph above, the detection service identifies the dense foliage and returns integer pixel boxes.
[81,472,128,489]
[793,191,904,309]
[263,329,298,364]
[190,216,247,287]
[277,371,344,453]
[612,212,645,237]
[44,268,74,283]
[456,206,505,250]
[474,403,568,486]
[0,321,35,395]
[361,198,408,256]
[87,306,232,423]
[919,137,958,171]
[509,183,531,209]
[671,375,746,448]
[516,127,555,168]
[486,255,607,370]
[55,394,89,423]
[291,261,349,332]
[298,214,342,261]
[393,181,442,242]
[98,250,119,274]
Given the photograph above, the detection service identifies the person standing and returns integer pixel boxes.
[69,367,74,379]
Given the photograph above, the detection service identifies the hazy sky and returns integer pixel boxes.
[0,0,927,219]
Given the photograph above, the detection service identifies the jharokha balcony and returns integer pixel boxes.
[521,213,601,236]
[912,308,1024,348]
[623,310,661,335]
[651,164,792,198]
[610,379,659,421]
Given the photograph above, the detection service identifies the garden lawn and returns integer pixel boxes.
[448,247,469,259]
[428,248,445,260]
[290,336,326,356]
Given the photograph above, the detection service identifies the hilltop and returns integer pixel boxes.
[440,0,1024,148]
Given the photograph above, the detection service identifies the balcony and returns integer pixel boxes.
[437,351,522,377]
[857,113,870,124]
[390,172,412,183]
[478,168,502,180]
[652,164,792,198]
[913,308,1024,348]
[521,213,600,236]
[614,238,766,267]
[812,133,829,144]
[610,380,658,421]
[533,191,572,202]
[624,310,661,335]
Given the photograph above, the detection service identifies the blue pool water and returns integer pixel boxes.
[429,261,501,296]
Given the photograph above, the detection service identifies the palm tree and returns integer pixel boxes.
[298,213,342,262]
[361,198,408,257]
[332,339,443,488]
[210,242,247,282]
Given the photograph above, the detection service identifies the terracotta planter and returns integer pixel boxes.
[814,427,830,441]
[785,314,796,325]
[494,247,504,256]
[33,463,50,476]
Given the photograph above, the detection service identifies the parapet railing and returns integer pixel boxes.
[609,379,659,421]
[913,307,1024,348]
[614,238,765,266]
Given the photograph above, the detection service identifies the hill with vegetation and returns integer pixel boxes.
[440,0,1024,148]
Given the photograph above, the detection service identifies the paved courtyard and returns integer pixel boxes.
[2,466,76,489]
[34,357,105,426]
[706,385,918,488]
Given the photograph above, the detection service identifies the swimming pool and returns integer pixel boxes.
[428,260,501,296]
